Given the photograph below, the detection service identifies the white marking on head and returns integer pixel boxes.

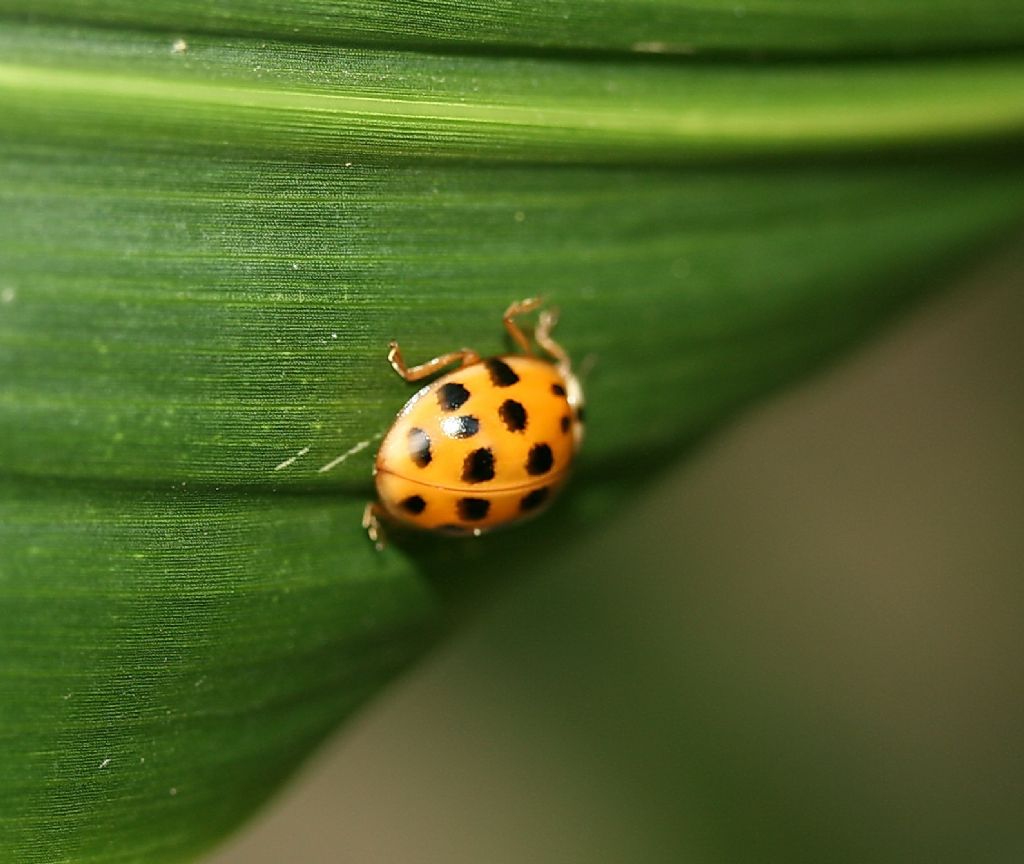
[563,370,585,452]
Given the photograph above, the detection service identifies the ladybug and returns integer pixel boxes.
[363,298,584,548]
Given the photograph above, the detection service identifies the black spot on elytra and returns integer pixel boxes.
[457,497,491,521]
[520,487,550,512]
[551,383,566,397]
[526,443,553,475]
[408,427,431,467]
[499,399,528,433]
[462,448,495,483]
[437,382,470,411]
[442,415,480,439]
[485,358,519,387]
[560,415,571,434]
[400,495,426,515]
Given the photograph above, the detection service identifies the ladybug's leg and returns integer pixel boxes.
[362,501,388,551]
[503,297,544,355]
[387,342,480,382]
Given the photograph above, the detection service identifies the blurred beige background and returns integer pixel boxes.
[211,240,1024,864]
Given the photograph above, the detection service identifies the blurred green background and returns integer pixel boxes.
[210,243,1024,863]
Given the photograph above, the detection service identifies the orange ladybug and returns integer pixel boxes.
[363,298,584,548]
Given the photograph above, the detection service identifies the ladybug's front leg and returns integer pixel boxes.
[362,501,388,551]
[502,297,543,355]
[387,342,480,382]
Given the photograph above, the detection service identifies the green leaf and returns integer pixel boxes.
[3,25,1024,165]
[1,5,1023,862]
[7,0,1024,55]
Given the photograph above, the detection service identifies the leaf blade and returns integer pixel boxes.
[0,479,439,863]
[5,0,1024,56]
[3,144,1022,485]
[3,25,1024,163]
